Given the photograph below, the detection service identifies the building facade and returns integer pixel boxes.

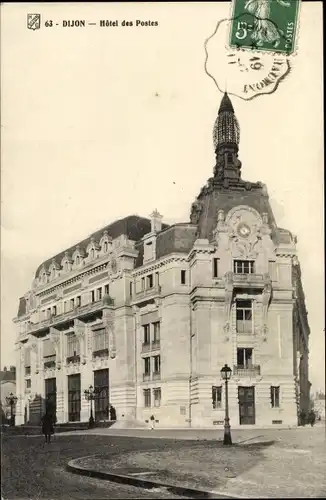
[14,93,310,428]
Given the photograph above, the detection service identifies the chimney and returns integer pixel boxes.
[150,209,163,233]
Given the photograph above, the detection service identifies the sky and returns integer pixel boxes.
[1,2,324,392]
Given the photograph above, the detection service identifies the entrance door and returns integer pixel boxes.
[68,374,81,422]
[94,369,109,421]
[45,377,57,418]
[238,386,255,425]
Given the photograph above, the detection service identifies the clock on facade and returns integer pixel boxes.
[237,222,251,238]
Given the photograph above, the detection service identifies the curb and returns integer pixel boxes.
[67,458,255,499]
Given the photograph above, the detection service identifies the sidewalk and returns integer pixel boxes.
[68,426,326,498]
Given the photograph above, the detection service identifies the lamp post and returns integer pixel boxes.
[220,364,232,446]
[6,392,18,427]
[84,385,98,429]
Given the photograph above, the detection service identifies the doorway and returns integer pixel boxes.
[238,386,255,425]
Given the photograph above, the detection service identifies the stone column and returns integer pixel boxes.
[50,328,64,423]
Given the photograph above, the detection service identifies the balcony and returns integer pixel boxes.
[92,348,109,359]
[233,273,266,290]
[233,365,261,377]
[44,355,56,369]
[236,320,253,335]
[142,342,151,353]
[132,284,161,307]
[66,355,80,364]
[27,300,106,334]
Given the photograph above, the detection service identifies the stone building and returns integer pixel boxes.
[13,93,310,428]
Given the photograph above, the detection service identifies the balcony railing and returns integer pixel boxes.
[44,355,56,369]
[151,340,160,350]
[233,273,266,289]
[233,365,261,377]
[92,348,109,359]
[236,320,253,334]
[27,300,106,333]
[143,373,150,382]
[152,371,161,381]
[142,342,151,353]
[132,284,161,306]
[66,355,81,364]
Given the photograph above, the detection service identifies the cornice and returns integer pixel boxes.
[132,253,188,277]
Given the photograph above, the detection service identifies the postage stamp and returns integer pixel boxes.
[205,18,290,100]
[228,0,301,55]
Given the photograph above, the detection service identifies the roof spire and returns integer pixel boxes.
[212,93,242,184]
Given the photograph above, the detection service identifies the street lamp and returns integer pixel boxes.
[6,392,18,427]
[84,385,98,429]
[220,364,232,446]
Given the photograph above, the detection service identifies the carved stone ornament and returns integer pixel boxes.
[74,319,87,364]
[224,272,234,325]
[190,199,203,225]
[226,206,263,259]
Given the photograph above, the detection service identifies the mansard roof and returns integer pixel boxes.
[135,223,198,268]
[35,215,168,278]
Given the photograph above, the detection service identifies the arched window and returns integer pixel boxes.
[76,255,80,265]
[52,268,56,279]
[104,241,108,253]
[91,249,95,259]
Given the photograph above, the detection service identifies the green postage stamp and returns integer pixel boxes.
[229,0,301,55]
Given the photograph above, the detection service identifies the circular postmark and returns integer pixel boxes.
[205,18,291,100]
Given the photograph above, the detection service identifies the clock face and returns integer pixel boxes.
[237,223,251,238]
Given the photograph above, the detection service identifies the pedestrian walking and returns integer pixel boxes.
[109,405,116,421]
[41,412,55,444]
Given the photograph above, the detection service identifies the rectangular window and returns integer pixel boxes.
[213,258,219,278]
[25,366,31,376]
[76,296,81,307]
[153,388,161,408]
[52,305,57,316]
[70,298,74,310]
[47,308,51,318]
[271,386,280,408]
[64,302,68,313]
[147,274,153,289]
[143,389,151,408]
[212,386,222,409]
[94,369,109,421]
[104,284,110,295]
[181,270,186,285]
[129,282,133,297]
[91,290,95,303]
[144,357,151,375]
[93,328,108,353]
[234,260,255,274]
[141,277,145,291]
[26,379,31,389]
[152,322,160,343]
[68,374,81,422]
[155,272,160,286]
[236,300,253,333]
[153,355,161,374]
[237,348,253,368]
[96,287,102,301]
[67,333,80,358]
[143,324,150,344]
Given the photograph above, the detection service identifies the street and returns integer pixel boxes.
[1,433,195,499]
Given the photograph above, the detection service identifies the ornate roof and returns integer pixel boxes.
[219,92,235,114]
[35,215,168,278]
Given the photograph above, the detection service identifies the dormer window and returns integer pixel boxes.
[64,262,69,271]
[42,272,47,283]
[91,249,95,259]
[104,241,108,253]
[76,255,80,265]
